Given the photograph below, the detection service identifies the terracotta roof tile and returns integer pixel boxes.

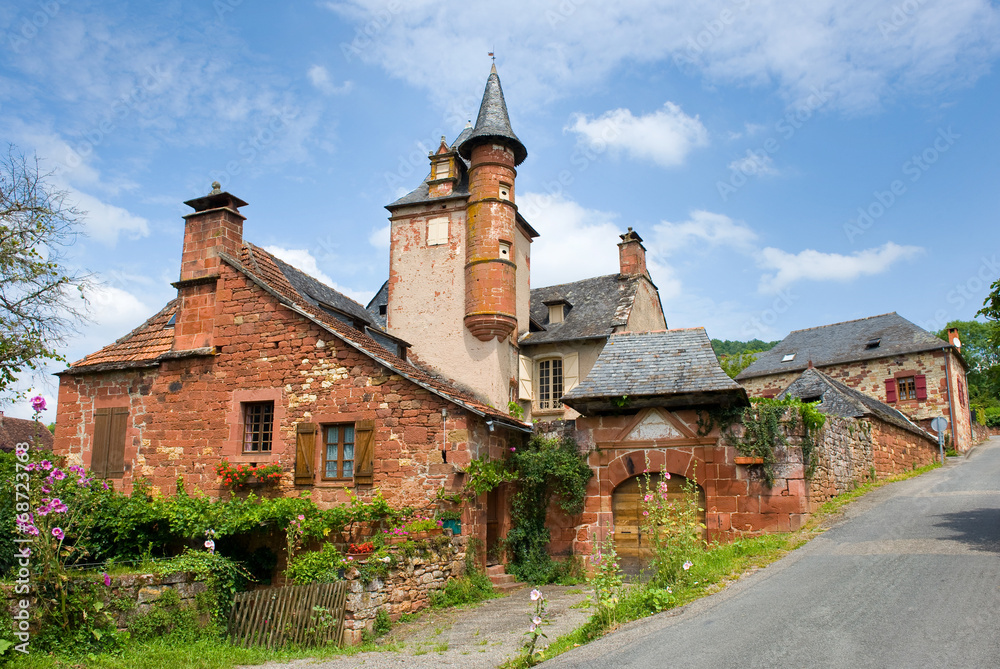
[0,416,54,452]
[67,301,177,372]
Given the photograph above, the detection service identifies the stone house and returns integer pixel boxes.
[736,313,972,452]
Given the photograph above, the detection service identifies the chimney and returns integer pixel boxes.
[947,327,961,350]
[618,227,648,278]
[172,182,248,351]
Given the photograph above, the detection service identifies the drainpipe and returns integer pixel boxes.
[942,348,958,451]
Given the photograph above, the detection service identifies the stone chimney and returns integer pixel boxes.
[618,227,648,278]
[947,327,961,350]
[172,182,248,351]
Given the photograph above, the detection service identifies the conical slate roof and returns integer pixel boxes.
[458,66,527,166]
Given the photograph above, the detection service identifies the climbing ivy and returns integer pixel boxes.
[504,434,592,584]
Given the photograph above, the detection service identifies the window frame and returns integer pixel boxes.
[897,376,917,401]
[536,357,564,411]
[242,401,275,453]
[321,423,356,481]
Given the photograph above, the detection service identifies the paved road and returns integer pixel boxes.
[546,439,1000,669]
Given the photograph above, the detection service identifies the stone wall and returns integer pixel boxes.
[806,416,938,508]
[341,535,467,645]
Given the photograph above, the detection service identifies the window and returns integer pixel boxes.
[781,353,796,362]
[865,338,881,349]
[499,182,511,200]
[499,241,511,260]
[92,407,128,478]
[242,402,274,452]
[433,159,450,179]
[427,217,449,245]
[323,424,355,479]
[537,359,564,410]
[897,376,916,401]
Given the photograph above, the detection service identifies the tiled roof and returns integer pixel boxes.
[779,368,935,441]
[0,416,54,452]
[64,243,525,431]
[66,301,177,372]
[457,67,527,166]
[520,274,642,345]
[270,255,374,327]
[562,329,748,414]
[737,312,959,380]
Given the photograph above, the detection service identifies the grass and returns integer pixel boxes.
[429,573,500,609]
[4,636,401,669]
[502,462,944,668]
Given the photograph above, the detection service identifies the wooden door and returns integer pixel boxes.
[612,474,706,574]
[486,487,500,564]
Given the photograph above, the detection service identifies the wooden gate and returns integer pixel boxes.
[612,474,706,573]
[228,581,348,648]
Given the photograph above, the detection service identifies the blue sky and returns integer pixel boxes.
[3,0,999,422]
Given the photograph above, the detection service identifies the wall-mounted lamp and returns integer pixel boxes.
[485,419,494,432]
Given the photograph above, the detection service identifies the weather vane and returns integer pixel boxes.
[488,48,495,64]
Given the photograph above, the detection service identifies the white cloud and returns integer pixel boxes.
[756,241,923,293]
[566,103,708,168]
[65,187,150,245]
[264,246,374,305]
[84,282,155,333]
[519,192,682,299]
[369,225,390,249]
[327,0,1000,113]
[651,210,758,256]
[307,65,354,95]
[727,152,779,177]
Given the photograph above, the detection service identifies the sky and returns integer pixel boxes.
[3,0,999,423]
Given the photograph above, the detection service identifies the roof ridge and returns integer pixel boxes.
[787,311,899,334]
[531,273,621,292]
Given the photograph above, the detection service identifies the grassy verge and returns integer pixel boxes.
[4,636,400,669]
[504,461,944,668]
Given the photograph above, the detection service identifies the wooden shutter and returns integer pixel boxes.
[885,378,897,403]
[915,375,927,400]
[518,355,533,400]
[92,408,112,476]
[106,407,128,478]
[563,353,580,395]
[353,419,375,485]
[294,423,317,485]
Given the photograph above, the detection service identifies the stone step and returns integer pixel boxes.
[489,573,516,585]
[486,564,507,577]
[493,581,526,594]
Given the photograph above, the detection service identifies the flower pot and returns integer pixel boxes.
[734,456,765,465]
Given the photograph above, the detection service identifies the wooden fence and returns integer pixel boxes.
[228,581,348,648]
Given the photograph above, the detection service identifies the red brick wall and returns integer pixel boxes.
[54,264,517,553]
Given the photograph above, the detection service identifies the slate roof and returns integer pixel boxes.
[779,368,935,441]
[519,274,650,345]
[737,312,961,380]
[366,280,389,329]
[562,329,749,414]
[63,244,527,431]
[457,66,527,166]
[270,255,374,327]
[0,416,54,452]
[387,127,473,209]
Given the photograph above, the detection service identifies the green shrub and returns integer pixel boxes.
[429,574,497,608]
[128,588,212,644]
[373,608,392,636]
[286,542,345,585]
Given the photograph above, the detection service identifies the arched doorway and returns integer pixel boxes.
[612,473,706,574]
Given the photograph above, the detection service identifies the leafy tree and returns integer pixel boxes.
[0,145,90,394]
[718,349,765,379]
[711,339,778,379]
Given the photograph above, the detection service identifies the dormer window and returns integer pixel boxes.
[433,159,450,179]
[781,353,796,362]
[165,312,176,328]
[865,338,881,349]
[544,298,570,325]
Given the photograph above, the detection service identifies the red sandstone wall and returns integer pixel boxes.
[53,264,515,538]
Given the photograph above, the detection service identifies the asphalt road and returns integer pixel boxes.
[545,438,1000,669]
